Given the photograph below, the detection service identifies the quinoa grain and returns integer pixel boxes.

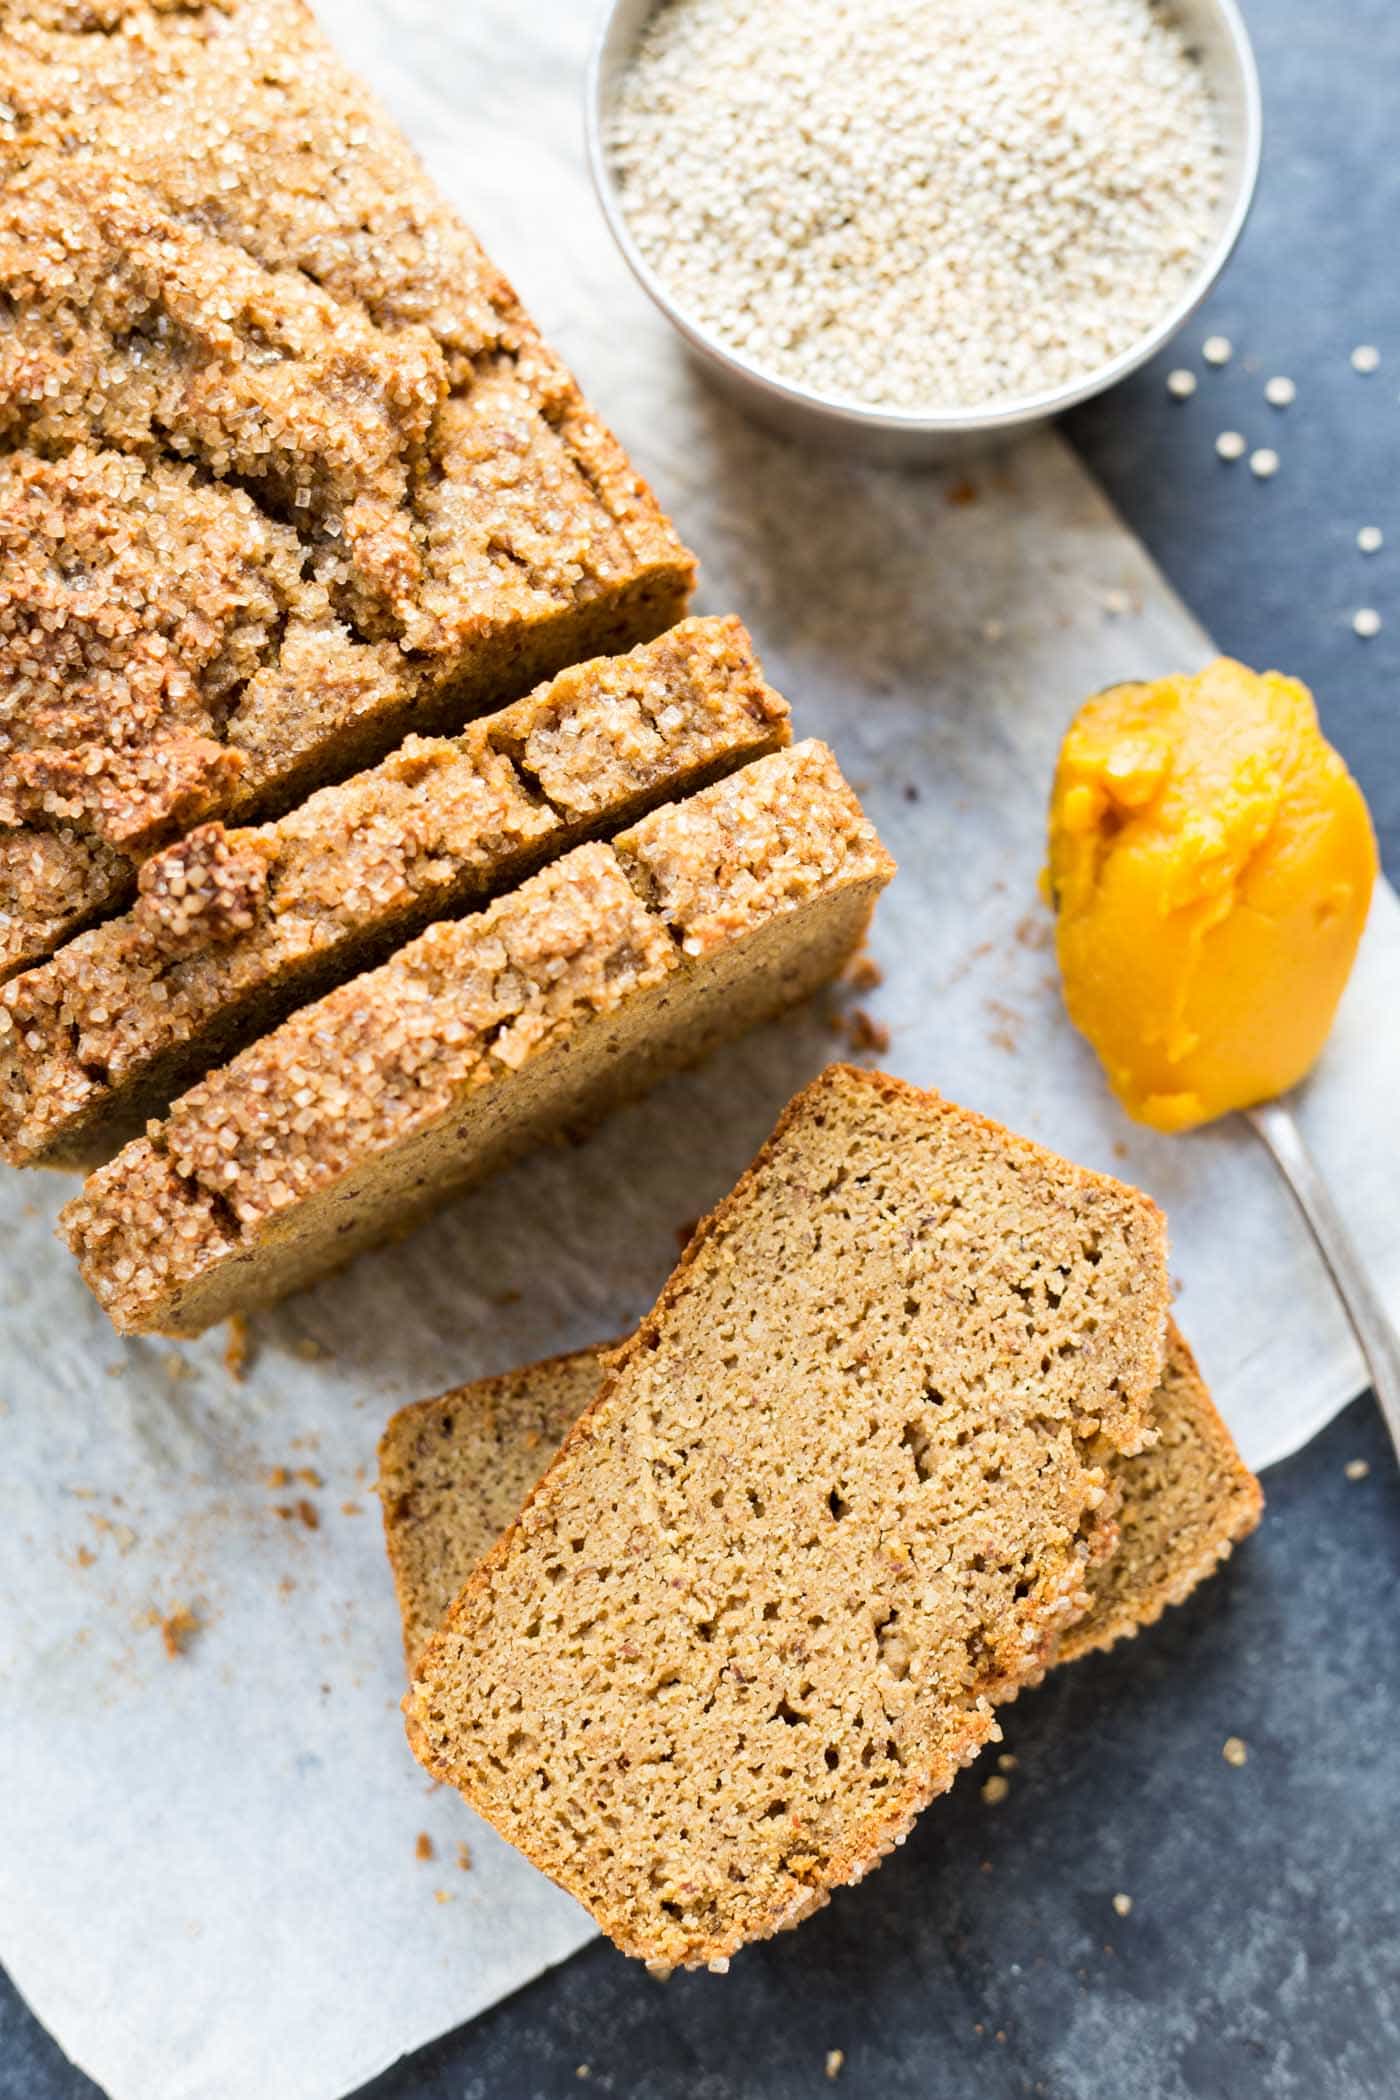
[609,0,1221,412]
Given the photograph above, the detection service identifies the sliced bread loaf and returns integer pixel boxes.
[403,1065,1169,1969]
[0,0,695,975]
[62,746,894,1336]
[379,1322,1258,1684]
[1,619,787,1169]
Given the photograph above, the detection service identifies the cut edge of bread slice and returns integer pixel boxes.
[379,1325,1259,1685]
[404,1065,1169,1970]
[385,1312,1256,1970]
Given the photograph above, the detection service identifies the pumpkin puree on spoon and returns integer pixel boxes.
[1046,659,1378,1132]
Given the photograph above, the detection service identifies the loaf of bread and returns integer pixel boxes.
[379,1325,1259,1686]
[404,1065,1170,1969]
[62,748,894,1336]
[1,619,787,1168]
[0,0,695,975]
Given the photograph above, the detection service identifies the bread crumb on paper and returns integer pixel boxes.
[846,1008,890,1055]
[843,951,883,992]
[224,1314,250,1382]
[160,1607,201,1659]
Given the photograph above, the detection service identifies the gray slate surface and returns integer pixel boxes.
[4,0,1397,2093]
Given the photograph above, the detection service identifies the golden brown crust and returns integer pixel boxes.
[61,746,893,1333]
[0,0,696,974]
[1,618,788,1168]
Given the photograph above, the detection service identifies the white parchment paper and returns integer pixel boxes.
[2,4,1398,2097]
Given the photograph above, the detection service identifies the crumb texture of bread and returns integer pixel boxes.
[1,618,788,1168]
[1055,1321,1262,1663]
[379,1350,609,1673]
[0,0,695,975]
[61,745,893,1334]
[404,1065,1169,1969]
[382,1327,1258,1693]
[383,1323,1257,1817]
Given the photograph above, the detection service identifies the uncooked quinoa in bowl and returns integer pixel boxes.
[590,0,1261,459]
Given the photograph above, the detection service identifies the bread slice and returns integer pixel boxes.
[403,1065,1169,1969]
[0,0,696,975]
[379,1348,615,1675]
[380,1322,1258,1686]
[1,619,788,1170]
[1055,1324,1262,1664]
[61,746,894,1336]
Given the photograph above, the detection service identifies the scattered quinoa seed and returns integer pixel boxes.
[997,1752,1018,1772]
[415,1832,434,1862]
[1264,376,1296,407]
[1167,368,1197,400]
[1203,335,1233,366]
[1112,1893,1134,1917]
[1351,344,1381,373]
[826,2050,846,2080]
[1249,448,1279,480]
[1353,608,1382,639]
[609,0,1224,412]
[1215,430,1246,462]
[1222,1736,1249,1767]
[1357,526,1383,554]
[982,1774,1011,1805]
[1345,1458,1370,1481]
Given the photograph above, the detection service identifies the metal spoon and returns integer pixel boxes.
[1247,1096,1400,1463]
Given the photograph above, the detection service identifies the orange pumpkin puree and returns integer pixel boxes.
[1046,659,1377,1132]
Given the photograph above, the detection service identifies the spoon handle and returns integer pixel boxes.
[1247,1097,1400,1465]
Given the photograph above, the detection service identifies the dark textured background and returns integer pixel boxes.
[4,1,1397,2094]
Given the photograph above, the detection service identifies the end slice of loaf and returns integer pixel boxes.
[61,746,894,1337]
[403,1065,1169,1970]
[380,1322,1258,1685]
[1,618,788,1170]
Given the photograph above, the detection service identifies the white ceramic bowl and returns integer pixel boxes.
[586,0,1262,465]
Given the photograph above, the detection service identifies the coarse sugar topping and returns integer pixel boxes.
[0,0,695,974]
